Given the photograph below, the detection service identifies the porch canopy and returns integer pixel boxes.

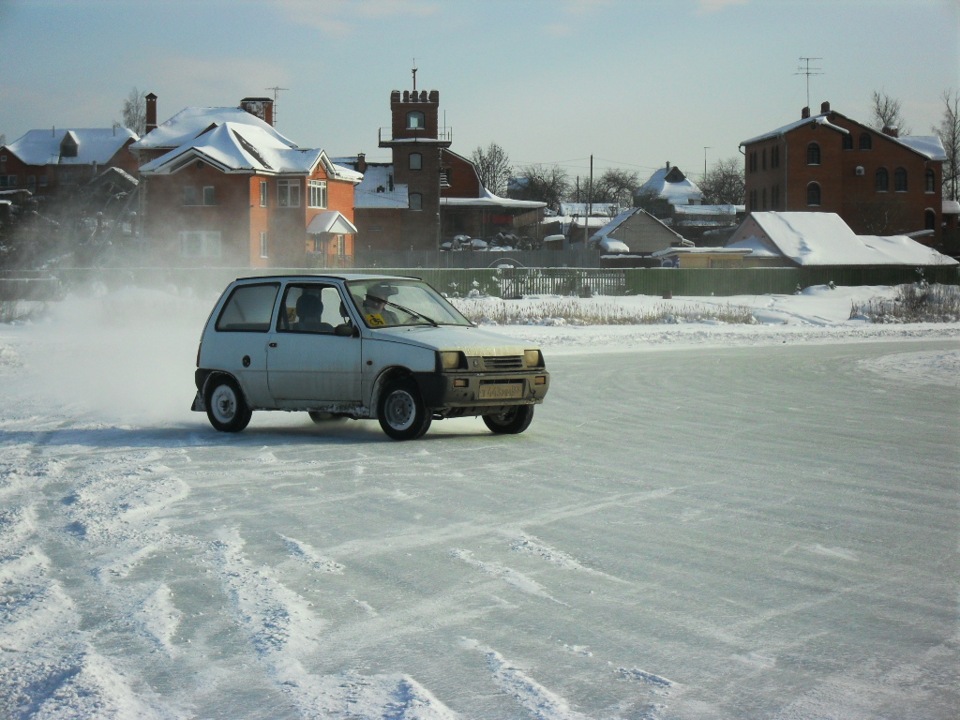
[307,211,358,235]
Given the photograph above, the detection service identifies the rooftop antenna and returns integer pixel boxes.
[794,57,823,109]
[265,85,289,124]
[412,59,418,91]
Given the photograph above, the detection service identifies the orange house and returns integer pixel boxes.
[741,101,946,247]
[132,97,360,268]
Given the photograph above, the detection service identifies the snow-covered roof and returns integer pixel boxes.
[943,199,960,215]
[673,204,742,217]
[741,109,947,161]
[599,238,631,253]
[652,246,753,258]
[139,121,360,181]
[5,127,138,166]
[131,106,295,151]
[590,207,686,244]
[727,212,958,266]
[306,210,358,235]
[442,186,545,210]
[336,162,409,209]
[740,113,849,146]
[637,166,702,206]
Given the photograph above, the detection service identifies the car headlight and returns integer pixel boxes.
[524,349,543,368]
[439,351,465,370]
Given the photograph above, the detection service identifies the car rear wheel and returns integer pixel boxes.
[483,405,534,435]
[205,377,252,432]
[378,379,431,440]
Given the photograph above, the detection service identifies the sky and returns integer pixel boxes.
[0,0,957,185]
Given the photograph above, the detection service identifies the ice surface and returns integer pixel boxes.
[0,286,957,718]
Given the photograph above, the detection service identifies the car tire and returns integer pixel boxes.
[205,376,252,432]
[378,379,432,440]
[482,405,534,435]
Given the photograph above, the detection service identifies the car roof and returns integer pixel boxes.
[230,273,420,284]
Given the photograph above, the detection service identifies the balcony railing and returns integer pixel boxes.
[378,126,453,145]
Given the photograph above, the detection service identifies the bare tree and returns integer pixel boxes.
[935,90,960,201]
[699,156,745,205]
[470,143,512,196]
[591,168,640,207]
[870,90,909,134]
[121,87,147,135]
[509,164,570,212]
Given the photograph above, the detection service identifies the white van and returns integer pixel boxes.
[192,274,550,440]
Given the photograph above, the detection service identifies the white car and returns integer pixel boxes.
[191,274,550,440]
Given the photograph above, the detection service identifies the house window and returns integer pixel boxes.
[806,182,821,206]
[762,188,767,209]
[260,181,268,207]
[875,168,889,192]
[179,231,222,258]
[762,148,767,170]
[407,111,425,129]
[409,192,423,211]
[806,142,821,165]
[894,167,907,192]
[409,152,422,171]
[278,179,300,207]
[183,186,198,205]
[202,186,216,205]
[771,146,780,168]
[842,134,853,150]
[859,133,872,150]
[336,234,345,256]
[308,180,327,208]
[925,169,935,193]
[259,231,268,258]
[772,184,781,209]
[925,209,936,230]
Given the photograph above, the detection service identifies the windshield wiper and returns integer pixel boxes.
[383,299,439,327]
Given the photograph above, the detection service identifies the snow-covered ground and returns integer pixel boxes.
[1,284,957,719]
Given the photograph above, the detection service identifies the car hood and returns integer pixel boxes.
[370,325,534,355]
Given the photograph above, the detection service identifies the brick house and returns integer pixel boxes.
[0,127,139,198]
[740,101,947,247]
[338,81,544,259]
[131,96,360,268]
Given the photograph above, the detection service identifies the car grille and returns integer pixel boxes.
[483,355,524,370]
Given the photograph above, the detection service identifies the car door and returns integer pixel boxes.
[266,283,362,404]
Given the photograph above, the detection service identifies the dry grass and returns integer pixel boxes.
[451,297,757,326]
[849,283,960,323]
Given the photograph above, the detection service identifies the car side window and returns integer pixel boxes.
[215,283,280,332]
[278,284,348,334]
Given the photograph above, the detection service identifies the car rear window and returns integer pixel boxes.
[215,283,280,332]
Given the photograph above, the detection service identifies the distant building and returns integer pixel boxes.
[635,163,702,207]
[725,211,957,267]
[590,207,690,257]
[132,96,360,268]
[740,101,946,246]
[337,78,544,259]
[0,126,139,198]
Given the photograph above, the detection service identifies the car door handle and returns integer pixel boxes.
[269,342,278,348]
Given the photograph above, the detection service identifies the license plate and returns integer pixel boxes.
[479,383,523,400]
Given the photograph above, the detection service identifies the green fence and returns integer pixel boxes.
[34,263,960,300]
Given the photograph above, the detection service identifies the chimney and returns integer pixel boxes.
[820,100,831,114]
[145,93,158,133]
[356,153,367,173]
[801,106,810,119]
[882,125,900,138]
[666,161,671,170]
[240,97,274,126]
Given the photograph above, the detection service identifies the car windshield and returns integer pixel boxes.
[347,279,473,329]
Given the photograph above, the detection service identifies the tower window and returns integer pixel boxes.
[806,142,821,165]
[409,192,423,211]
[407,111,425,129]
[894,167,907,192]
[806,182,821,206]
[875,168,889,192]
[409,152,422,170]
[859,133,872,150]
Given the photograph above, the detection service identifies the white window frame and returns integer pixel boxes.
[202,186,216,206]
[259,181,268,207]
[308,180,327,208]
[259,231,268,258]
[278,179,301,208]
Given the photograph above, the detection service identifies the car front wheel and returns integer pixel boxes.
[483,405,534,434]
[205,377,252,432]
[378,379,431,440]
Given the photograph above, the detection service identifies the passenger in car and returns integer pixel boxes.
[294,293,333,333]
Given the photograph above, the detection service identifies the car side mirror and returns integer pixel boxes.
[335,323,357,337]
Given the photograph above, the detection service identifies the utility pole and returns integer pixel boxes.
[703,146,711,180]
[794,57,823,109]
